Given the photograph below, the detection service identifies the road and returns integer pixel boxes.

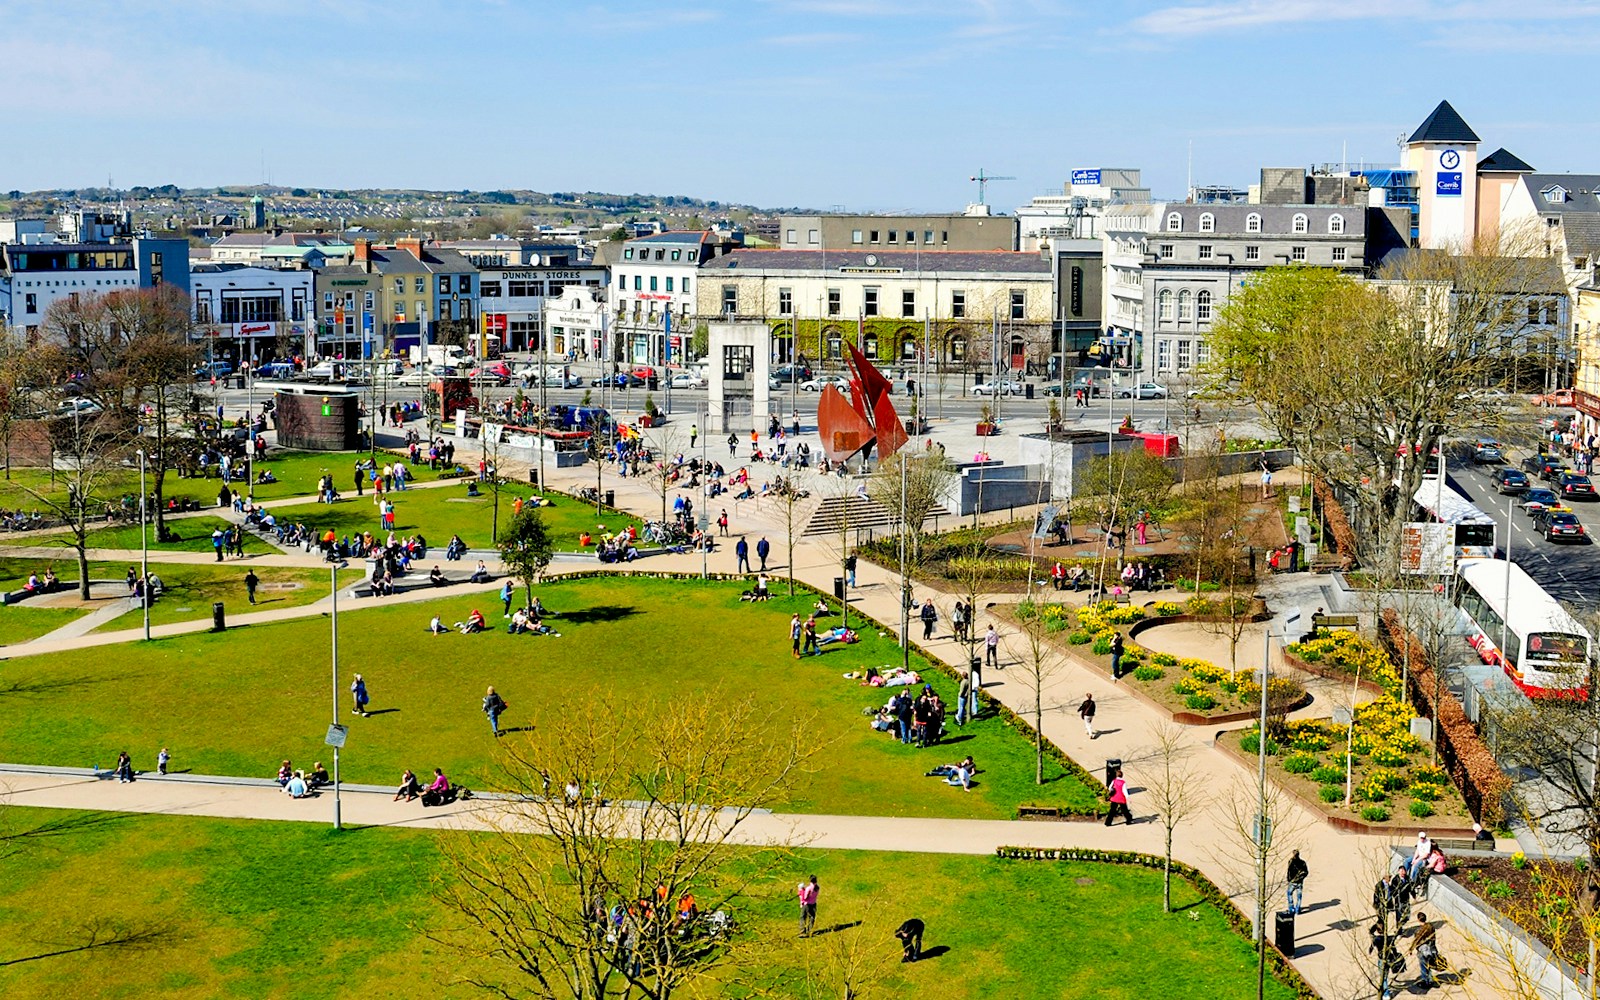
[1449,453,1600,608]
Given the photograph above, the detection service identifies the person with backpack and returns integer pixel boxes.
[483,686,508,737]
[350,674,370,717]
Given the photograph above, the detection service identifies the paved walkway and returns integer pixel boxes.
[0,440,1519,998]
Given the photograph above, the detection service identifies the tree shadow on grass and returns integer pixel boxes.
[1,810,129,854]
[557,605,641,626]
[0,675,112,699]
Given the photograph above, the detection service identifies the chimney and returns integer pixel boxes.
[354,238,371,262]
[397,237,424,260]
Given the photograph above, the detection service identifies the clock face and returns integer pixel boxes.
[1440,149,1461,170]
[865,254,877,266]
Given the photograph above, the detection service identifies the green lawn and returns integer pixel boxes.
[0,606,87,645]
[90,564,366,633]
[0,809,1298,1000]
[0,576,1099,820]
[0,515,265,556]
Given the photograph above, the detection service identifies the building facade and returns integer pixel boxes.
[774,212,1017,252]
[1100,203,1164,361]
[1015,168,1150,251]
[0,236,190,334]
[189,263,313,364]
[452,242,605,355]
[611,231,738,365]
[313,239,479,358]
[545,284,611,362]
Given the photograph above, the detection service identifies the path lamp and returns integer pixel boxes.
[327,563,345,831]
[1256,608,1299,1000]
[137,448,149,641]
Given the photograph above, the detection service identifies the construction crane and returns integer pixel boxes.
[969,169,1015,205]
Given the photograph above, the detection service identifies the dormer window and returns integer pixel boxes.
[1328,214,1345,235]
[1166,212,1183,232]
[1198,213,1215,233]
[1544,185,1569,204]
[1292,213,1308,234]
[1245,213,1262,234]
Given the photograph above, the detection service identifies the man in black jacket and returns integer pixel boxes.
[1286,849,1309,915]
[895,918,924,962]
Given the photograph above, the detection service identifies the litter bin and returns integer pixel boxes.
[211,602,226,633]
[1274,910,1295,954]
[235,374,246,390]
[1104,758,1122,788]
[604,489,614,508]
[833,577,846,601]
[528,468,539,486]
[1024,382,1035,399]
[970,655,983,688]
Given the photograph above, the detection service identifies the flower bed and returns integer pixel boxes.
[1016,598,1307,722]
[1453,853,1597,968]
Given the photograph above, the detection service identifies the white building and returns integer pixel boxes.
[190,263,314,365]
[1016,168,1150,251]
[1403,100,1480,250]
[0,236,190,335]
[545,284,611,361]
[1099,202,1164,353]
[459,243,606,354]
[612,231,739,365]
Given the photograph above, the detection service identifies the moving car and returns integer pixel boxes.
[971,380,1023,396]
[667,371,707,390]
[1471,438,1504,465]
[467,361,514,385]
[256,361,297,379]
[1489,467,1529,494]
[1538,510,1587,543]
[1113,382,1169,400]
[397,364,458,387]
[1520,488,1563,516]
[800,375,851,392]
[1557,472,1595,500]
[194,360,234,380]
[1521,453,1567,482]
[590,372,644,389]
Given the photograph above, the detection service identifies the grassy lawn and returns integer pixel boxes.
[0,809,1297,1000]
[90,564,366,633]
[267,485,634,551]
[0,606,87,645]
[0,576,1100,820]
[0,515,265,556]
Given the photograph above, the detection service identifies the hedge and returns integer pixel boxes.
[1311,477,1358,570]
[993,845,1319,999]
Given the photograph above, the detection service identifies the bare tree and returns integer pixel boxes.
[866,446,956,565]
[1142,722,1209,912]
[434,692,820,1000]
[1014,608,1066,785]
[1209,778,1310,1000]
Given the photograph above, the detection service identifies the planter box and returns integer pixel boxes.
[975,422,997,436]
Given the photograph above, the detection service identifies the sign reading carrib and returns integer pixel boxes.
[1436,172,1463,196]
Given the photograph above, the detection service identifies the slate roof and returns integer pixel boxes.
[1408,100,1480,144]
[699,249,1051,274]
[1479,148,1535,173]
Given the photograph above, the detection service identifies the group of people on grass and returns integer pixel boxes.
[275,758,332,799]
[392,767,455,806]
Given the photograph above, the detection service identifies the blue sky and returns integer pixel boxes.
[9,0,1600,211]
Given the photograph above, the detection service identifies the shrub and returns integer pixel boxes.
[1240,733,1281,755]
[1361,805,1391,822]
[1296,648,1323,663]
[1092,635,1114,655]
[1486,879,1515,900]
[1319,785,1343,803]
[1190,662,1230,684]
[1371,744,1411,768]
[1411,765,1449,787]
[1151,601,1183,617]
[1282,753,1318,774]
[1409,800,1434,819]
[1132,665,1164,681]
[1219,678,1239,693]
[1066,630,1092,645]
[1311,766,1345,784]
[1151,652,1178,667]
[1172,678,1203,696]
[1408,783,1440,801]
[1185,693,1218,711]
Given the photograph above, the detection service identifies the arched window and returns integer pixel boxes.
[863,332,878,358]
[1198,212,1215,233]
[1328,213,1345,234]
[1177,290,1192,321]
[1292,213,1308,234]
[1166,212,1183,232]
[1157,289,1173,321]
[1245,213,1262,234]
[825,329,843,360]
[947,333,967,362]
[1196,289,1213,322]
[900,334,918,359]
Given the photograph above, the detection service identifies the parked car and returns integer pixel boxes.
[667,371,707,390]
[256,361,297,379]
[1521,488,1563,516]
[397,364,457,387]
[1521,453,1567,482]
[194,360,234,380]
[801,375,851,392]
[1538,510,1587,542]
[590,372,644,389]
[769,364,813,384]
[1533,388,1575,407]
[971,380,1023,396]
[1471,438,1504,465]
[51,398,103,418]
[1557,471,1596,500]
[467,362,514,385]
[1113,381,1169,400]
[1489,467,1529,494]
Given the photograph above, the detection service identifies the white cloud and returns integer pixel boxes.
[1131,0,1401,36]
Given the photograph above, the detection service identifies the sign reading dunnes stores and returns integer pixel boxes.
[491,270,589,281]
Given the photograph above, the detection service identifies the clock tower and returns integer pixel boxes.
[1403,100,1480,250]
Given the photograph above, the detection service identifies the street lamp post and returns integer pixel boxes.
[330,563,342,831]
[138,449,149,641]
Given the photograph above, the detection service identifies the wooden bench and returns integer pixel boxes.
[1113,592,1131,605]
[1311,612,1358,631]
[1017,805,1065,821]
[1432,837,1481,854]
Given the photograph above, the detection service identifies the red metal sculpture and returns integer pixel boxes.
[817,343,905,465]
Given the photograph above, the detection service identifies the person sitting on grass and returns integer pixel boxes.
[24,571,40,592]
[394,768,421,802]
[813,597,831,616]
[42,568,58,592]
[871,707,895,732]
[466,480,481,498]
[457,609,487,634]
[428,614,447,635]
[429,565,448,587]
[275,760,293,787]
[284,770,310,799]
[924,755,977,790]
[508,607,531,634]
[308,762,331,787]
[530,596,554,618]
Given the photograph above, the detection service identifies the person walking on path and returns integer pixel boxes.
[1110,632,1125,680]
[1369,920,1402,1000]
[1261,460,1274,499]
[796,875,819,937]
[689,424,698,449]
[1105,768,1132,825]
[351,674,370,717]
[718,509,729,536]
[500,579,515,617]
[845,553,857,588]
[157,747,170,776]
[354,461,365,496]
[894,918,924,963]
[244,569,259,604]
[728,432,738,457]
[735,537,751,573]
[984,624,1001,669]
[919,598,938,641]
[951,600,967,643]
[1079,692,1097,739]
[1286,850,1309,915]
[756,536,771,572]
[1408,912,1439,991]
[483,686,508,737]
[212,528,225,562]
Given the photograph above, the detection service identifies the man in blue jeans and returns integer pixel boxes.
[1286,849,1308,915]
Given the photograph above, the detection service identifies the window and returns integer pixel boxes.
[1196,289,1212,322]
[924,230,934,244]
[1198,244,1213,260]
[682,276,690,296]
[414,277,425,293]
[1159,244,1174,259]
[722,285,738,315]
[827,331,842,359]
[1245,245,1260,261]
[633,275,642,291]
[1177,290,1191,321]
[1292,213,1308,234]
[1246,213,1262,234]
[323,292,333,310]
[1197,341,1210,366]
[670,249,681,261]
[507,280,544,296]
[1328,214,1345,234]
[439,300,452,321]
[1158,289,1173,321]
[863,332,878,357]
[887,230,898,244]
[1156,338,1171,372]
[1199,213,1215,233]
[624,248,634,260]
[195,293,213,322]
[869,230,880,244]
[438,276,450,293]
[1331,246,1347,263]
[864,287,879,317]
[852,229,863,244]
[1010,289,1025,320]
[786,228,797,244]
[1166,212,1183,232]
[688,250,697,261]
[363,291,375,311]
[1529,301,1541,325]
[902,289,916,317]
[1177,339,1193,371]
[940,230,949,244]
[654,250,664,261]
[24,293,35,314]
[665,276,674,292]
[948,333,966,361]
[827,288,841,315]
[393,278,404,294]
[951,290,965,318]
[901,335,917,359]
[808,229,819,244]
[649,276,658,291]
[459,275,470,293]
[778,287,793,315]
[1290,245,1306,262]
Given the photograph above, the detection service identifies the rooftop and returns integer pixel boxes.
[700,249,1050,274]
[1408,100,1481,145]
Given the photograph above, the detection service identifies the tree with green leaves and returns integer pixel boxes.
[497,506,554,609]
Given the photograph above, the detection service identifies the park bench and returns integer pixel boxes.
[1311,611,1358,631]
[1112,592,1131,605]
[1017,805,1065,821]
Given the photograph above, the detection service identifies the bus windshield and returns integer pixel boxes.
[1456,524,1496,549]
[1527,632,1588,663]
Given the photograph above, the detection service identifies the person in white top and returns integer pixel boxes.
[1408,832,1432,882]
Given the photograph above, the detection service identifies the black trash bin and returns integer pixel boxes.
[1024,382,1035,399]
[1274,910,1295,954]
[211,602,226,632]
[833,577,846,601]
[604,490,614,508]
[970,656,983,688]
[1104,758,1122,788]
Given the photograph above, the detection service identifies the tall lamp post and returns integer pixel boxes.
[1255,608,1299,1000]
[137,448,149,641]
[329,563,343,831]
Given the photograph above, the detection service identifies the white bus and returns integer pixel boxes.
[1413,481,1497,561]
[1455,558,1591,699]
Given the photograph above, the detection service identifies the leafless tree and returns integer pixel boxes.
[1142,722,1209,912]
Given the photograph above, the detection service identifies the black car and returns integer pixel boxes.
[1521,453,1567,481]
[1521,488,1562,516]
[1540,510,1587,542]
[1558,472,1596,499]
[1490,467,1529,494]
[589,372,644,389]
